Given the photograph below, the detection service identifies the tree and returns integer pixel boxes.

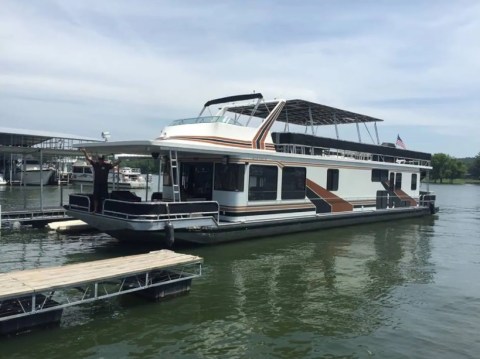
[431,153,451,183]
[470,153,480,179]
[447,160,467,184]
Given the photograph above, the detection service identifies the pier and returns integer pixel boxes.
[0,250,202,335]
[0,206,72,229]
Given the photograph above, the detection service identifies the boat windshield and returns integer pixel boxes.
[169,116,243,127]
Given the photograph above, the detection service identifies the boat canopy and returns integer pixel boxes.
[204,93,264,107]
[227,99,383,126]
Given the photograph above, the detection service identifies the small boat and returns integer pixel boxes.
[70,160,150,189]
[66,93,438,247]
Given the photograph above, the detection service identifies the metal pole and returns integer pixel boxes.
[334,114,339,140]
[60,182,64,206]
[40,150,44,211]
[158,157,162,193]
[374,122,380,145]
[356,122,362,143]
[145,174,150,201]
[308,107,315,135]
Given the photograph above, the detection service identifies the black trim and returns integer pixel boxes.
[272,132,431,162]
[204,93,263,107]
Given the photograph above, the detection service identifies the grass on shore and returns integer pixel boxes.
[425,179,480,185]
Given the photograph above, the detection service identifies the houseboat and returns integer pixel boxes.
[66,93,437,246]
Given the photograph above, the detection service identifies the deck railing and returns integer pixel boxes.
[275,143,431,166]
[67,194,219,222]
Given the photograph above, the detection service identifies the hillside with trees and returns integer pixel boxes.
[430,152,480,183]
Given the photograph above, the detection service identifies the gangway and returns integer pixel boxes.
[0,250,203,335]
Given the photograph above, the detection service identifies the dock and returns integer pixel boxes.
[0,207,72,229]
[47,219,93,233]
[0,250,203,335]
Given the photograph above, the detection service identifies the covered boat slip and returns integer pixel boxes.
[0,250,202,334]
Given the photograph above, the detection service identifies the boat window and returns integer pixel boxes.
[180,163,213,200]
[327,169,339,191]
[395,173,402,189]
[389,172,395,190]
[73,167,83,173]
[282,167,306,199]
[85,167,92,174]
[411,173,417,190]
[248,165,278,201]
[371,169,389,182]
[214,164,245,191]
[169,116,244,127]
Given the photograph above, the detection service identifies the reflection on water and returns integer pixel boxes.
[1,184,479,358]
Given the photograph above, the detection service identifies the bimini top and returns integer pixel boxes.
[226,99,383,126]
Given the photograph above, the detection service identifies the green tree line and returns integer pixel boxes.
[431,152,480,183]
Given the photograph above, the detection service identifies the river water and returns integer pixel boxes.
[0,184,479,358]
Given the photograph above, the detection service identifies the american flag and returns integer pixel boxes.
[396,134,406,149]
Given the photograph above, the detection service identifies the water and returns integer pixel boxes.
[0,184,479,358]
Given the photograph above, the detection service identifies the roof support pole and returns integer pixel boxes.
[40,149,44,211]
[374,122,380,145]
[246,97,263,126]
[356,122,362,143]
[284,108,289,132]
[308,107,315,135]
[196,106,207,119]
[334,114,339,140]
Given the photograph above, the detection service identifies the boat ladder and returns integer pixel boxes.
[169,150,181,202]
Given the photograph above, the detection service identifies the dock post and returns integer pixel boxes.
[60,182,64,206]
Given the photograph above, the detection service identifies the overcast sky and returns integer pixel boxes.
[1,0,479,157]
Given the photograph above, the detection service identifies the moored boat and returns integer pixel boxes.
[70,160,150,189]
[12,159,55,186]
[66,93,438,246]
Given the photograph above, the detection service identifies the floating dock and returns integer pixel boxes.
[47,219,93,233]
[0,207,72,229]
[0,250,202,335]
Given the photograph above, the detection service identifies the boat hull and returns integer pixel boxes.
[13,170,55,186]
[67,206,432,246]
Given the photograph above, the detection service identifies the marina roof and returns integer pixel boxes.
[0,127,99,147]
[0,127,101,156]
[227,99,383,126]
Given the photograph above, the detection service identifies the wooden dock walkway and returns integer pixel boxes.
[0,250,203,335]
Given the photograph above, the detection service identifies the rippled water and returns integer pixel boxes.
[0,184,479,358]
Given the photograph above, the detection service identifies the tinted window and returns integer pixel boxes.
[411,173,418,190]
[214,164,245,191]
[395,173,402,189]
[372,169,389,182]
[327,169,339,191]
[248,165,278,201]
[282,167,306,199]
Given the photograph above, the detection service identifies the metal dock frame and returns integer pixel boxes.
[0,250,202,334]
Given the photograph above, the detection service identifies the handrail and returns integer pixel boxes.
[275,143,431,166]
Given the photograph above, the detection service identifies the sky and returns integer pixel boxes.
[1,0,479,157]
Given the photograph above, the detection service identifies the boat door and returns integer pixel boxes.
[180,162,213,201]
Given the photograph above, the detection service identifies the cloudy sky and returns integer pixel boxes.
[1,0,479,157]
